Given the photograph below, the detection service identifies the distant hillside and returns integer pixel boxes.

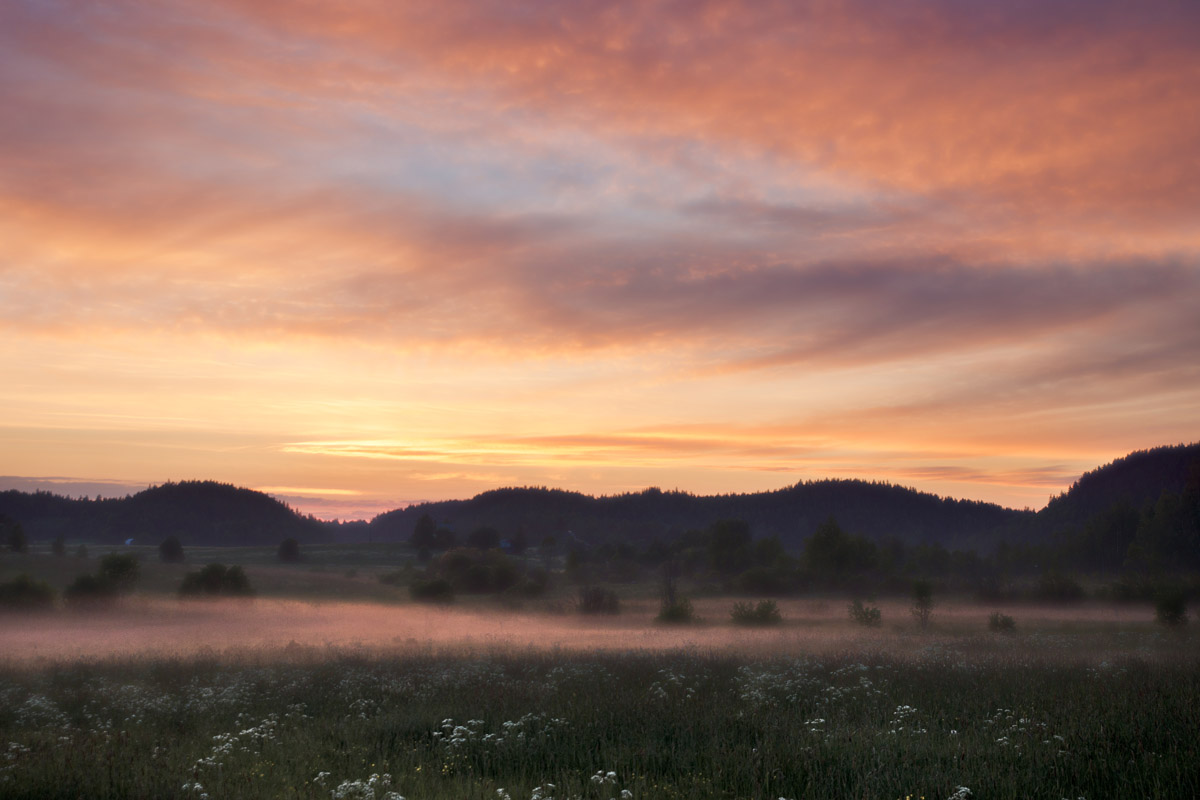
[4,443,1195,558]
[1011,442,1200,571]
[0,480,333,546]
[1034,442,1200,537]
[369,480,1027,551]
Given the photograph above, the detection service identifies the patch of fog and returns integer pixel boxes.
[0,595,1176,666]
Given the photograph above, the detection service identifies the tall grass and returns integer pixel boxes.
[2,639,1197,799]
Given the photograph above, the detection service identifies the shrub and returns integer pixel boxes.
[657,597,696,624]
[1154,587,1189,627]
[848,598,881,627]
[433,547,520,594]
[277,538,303,562]
[0,574,57,611]
[74,544,88,559]
[988,611,1016,632]
[98,553,140,594]
[179,564,255,597]
[410,577,455,604]
[508,568,549,598]
[577,586,620,615]
[158,535,185,563]
[911,580,934,629]
[730,599,783,626]
[64,573,118,608]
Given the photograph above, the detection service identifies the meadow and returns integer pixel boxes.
[2,591,1198,800]
[3,544,1199,799]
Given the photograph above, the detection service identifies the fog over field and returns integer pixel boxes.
[0,597,1177,665]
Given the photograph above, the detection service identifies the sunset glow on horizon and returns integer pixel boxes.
[2,0,1198,519]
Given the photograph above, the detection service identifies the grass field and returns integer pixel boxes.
[2,548,1198,799]
[2,600,1198,799]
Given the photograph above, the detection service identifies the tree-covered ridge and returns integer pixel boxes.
[0,480,332,546]
[370,478,1026,550]
[1038,442,1200,533]
[1036,443,1200,572]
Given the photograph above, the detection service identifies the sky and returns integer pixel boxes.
[2,0,1198,521]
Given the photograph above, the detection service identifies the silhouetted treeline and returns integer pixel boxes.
[0,481,332,547]
[2,444,1197,575]
[370,480,1024,552]
[387,442,1200,593]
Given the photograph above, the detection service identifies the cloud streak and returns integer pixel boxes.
[1,0,1197,512]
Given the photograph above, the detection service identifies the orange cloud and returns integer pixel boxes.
[1,0,1197,512]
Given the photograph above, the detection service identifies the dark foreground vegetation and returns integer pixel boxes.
[1,634,1197,800]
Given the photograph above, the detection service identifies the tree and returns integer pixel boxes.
[411,513,438,549]
[51,535,67,557]
[3,517,28,553]
[805,516,850,574]
[159,535,185,563]
[911,579,934,629]
[753,535,785,567]
[277,537,303,562]
[805,516,877,579]
[708,519,752,575]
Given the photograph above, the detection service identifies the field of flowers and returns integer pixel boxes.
[2,625,1198,800]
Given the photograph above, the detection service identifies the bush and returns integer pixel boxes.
[98,554,140,594]
[179,564,255,597]
[657,597,696,624]
[158,536,185,563]
[432,548,520,594]
[74,544,89,559]
[410,577,455,604]
[730,599,783,626]
[0,574,57,611]
[988,611,1016,632]
[64,573,118,608]
[911,580,934,629]
[1154,587,1189,627]
[508,568,549,598]
[848,599,881,627]
[277,538,303,562]
[577,586,620,615]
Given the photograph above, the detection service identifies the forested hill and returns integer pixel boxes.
[368,480,1027,551]
[1021,442,1200,571]
[1035,442,1200,536]
[0,480,332,546]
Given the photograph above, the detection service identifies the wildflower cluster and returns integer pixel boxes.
[330,771,405,800]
